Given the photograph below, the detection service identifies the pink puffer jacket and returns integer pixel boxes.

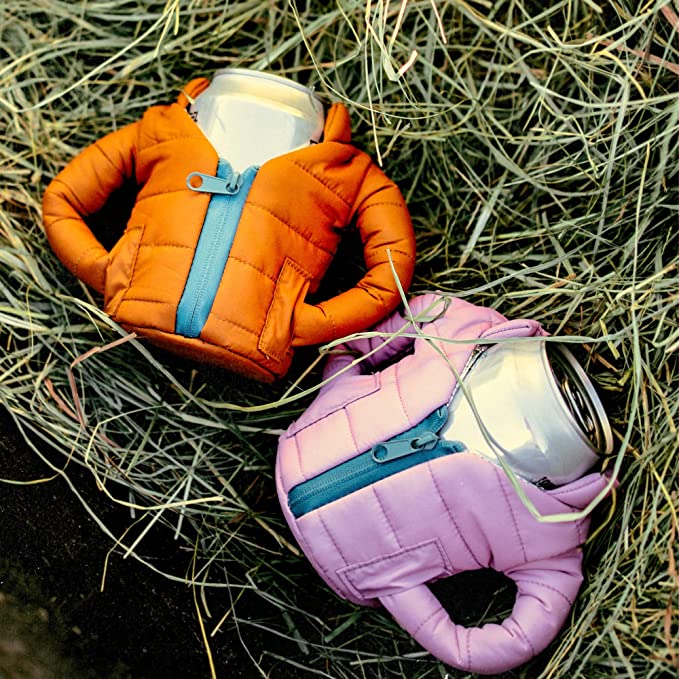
[276,294,611,674]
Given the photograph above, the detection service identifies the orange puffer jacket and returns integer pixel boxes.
[42,78,416,382]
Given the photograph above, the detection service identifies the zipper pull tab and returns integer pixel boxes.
[186,171,242,195]
[371,431,439,463]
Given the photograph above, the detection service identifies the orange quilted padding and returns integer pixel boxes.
[42,78,416,381]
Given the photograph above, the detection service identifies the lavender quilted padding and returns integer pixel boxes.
[276,294,611,674]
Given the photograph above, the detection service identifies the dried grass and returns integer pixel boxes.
[1,1,677,676]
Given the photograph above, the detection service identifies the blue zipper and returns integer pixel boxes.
[288,406,464,518]
[176,159,258,338]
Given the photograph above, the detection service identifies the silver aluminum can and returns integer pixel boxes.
[189,68,325,172]
[439,340,613,487]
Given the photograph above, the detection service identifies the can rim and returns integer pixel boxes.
[542,342,614,456]
[211,67,322,104]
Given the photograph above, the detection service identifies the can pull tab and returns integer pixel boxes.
[187,171,242,195]
[371,431,439,463]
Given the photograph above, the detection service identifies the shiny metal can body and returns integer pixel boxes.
[188,68,325,172]
[439,340,613,487]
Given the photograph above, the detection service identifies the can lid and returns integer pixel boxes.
[189,68,326,171]
[546,343,613,456]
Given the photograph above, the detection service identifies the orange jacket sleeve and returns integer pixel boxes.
[42,121,139,293]
[292,160,416,346]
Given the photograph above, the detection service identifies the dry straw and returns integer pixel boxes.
[1,0,677,677]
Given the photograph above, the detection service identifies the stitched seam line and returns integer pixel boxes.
[288,520,331,578]
[93,143,127,178]
[515,621,537,656]
[498,468,528,562]
[348,158,376,217]
[313,302,337,339]
[514,578,574,606]
[73,244,105,278]
[372,486,402,549]
[549,475,601,498]
[413,605,443,636]
[356,200,406,217]
[228,255,278,283]
[356,281,389,312]
[259,258,310,361]
[292,436,307,485]
[44,215,87,229]
[319,511,349,567]
[121,298,173,305]
[482,323,534,338]
[365,248,415,263]
[359,200,406,209]
[344,407,359,451]
[428,317,451,362]
[285,377,380,438]
[281,258,310,281]
[326,306,338,338]
[115,226,144,313]
[342,540,443,571]
[135,187,194,204]
[246,202,337,255]
[51,178,90,215]
[137,134,206,152]
[139,242,193,250]
[394,360,412,426]
[285,158,352,207]
[209,313,260,338]
[427,462,483,568]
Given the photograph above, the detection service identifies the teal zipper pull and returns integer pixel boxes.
[176,160,258,338]
[371,431,439,463]
[186,170,242,195]
[288,406,465,518]
[225,171,242,193]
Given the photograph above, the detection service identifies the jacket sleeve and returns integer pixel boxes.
[292,161,416,346]
[321,294,450,380]
[380,554,584,675]
[42,121,140,294]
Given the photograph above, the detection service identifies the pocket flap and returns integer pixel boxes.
[338,539,452,600]
[259,258,311,362]
[104,224,145,315]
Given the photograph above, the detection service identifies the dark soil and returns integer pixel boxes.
[0,409,308,679]
[1,404,529,679]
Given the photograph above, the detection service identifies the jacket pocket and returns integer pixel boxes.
[104,224,144,316]
[259,257,311,362]
[337,539,452,600]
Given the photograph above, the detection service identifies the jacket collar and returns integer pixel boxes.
[177,77,211,108]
